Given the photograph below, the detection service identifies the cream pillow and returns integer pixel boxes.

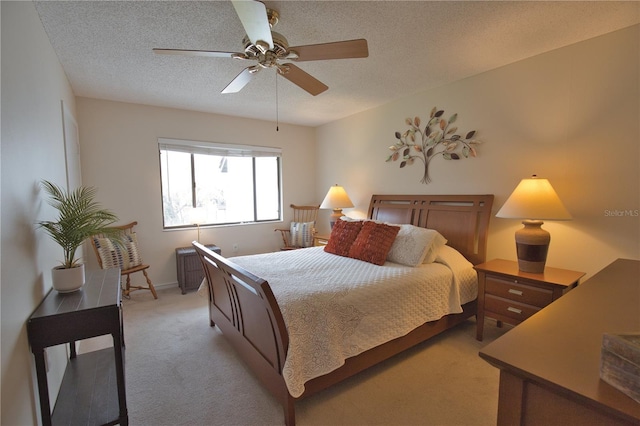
[386,224,447,267]
[422,230,448,264]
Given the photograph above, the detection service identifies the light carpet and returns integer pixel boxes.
[83,287,511,425]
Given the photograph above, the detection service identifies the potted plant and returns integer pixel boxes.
[38,180,121,292]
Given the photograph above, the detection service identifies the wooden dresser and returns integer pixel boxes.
[479,259,640,425]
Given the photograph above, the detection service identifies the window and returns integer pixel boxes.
[159,138,282,228]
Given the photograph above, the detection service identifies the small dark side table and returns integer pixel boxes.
[176,244,221,294]
[27,268,127,426]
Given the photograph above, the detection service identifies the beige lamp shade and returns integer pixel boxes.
[320,185,354,228]
[497,175,571,273]
[189,207,207,242]
[189,207,207,225]
[496,176,571,220]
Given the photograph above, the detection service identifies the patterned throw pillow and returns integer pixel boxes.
[93,233,143,270]
[348,221,400,266]
[290,221,315,248]
[324,219,363,256]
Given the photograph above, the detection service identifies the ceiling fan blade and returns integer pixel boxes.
[153,48,242,59]
[232,1,273,51]
[278,63,328,96]
[222,66,259,94]
[289,39,369,62]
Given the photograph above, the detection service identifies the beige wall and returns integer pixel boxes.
[1,2,78,424]
[315,25,639,280]
[77,98,317,286]
[2,2,637,422]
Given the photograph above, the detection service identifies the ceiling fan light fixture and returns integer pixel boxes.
[154,1,367,96]
[243,32,289,57]
[266,8,279,28]
[254,40,271,54]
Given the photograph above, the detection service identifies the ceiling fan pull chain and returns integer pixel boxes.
[276,71,279,132]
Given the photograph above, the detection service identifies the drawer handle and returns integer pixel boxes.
[507,307,523,315]
[508,289,523,296]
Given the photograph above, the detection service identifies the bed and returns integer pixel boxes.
[193,194,494,425]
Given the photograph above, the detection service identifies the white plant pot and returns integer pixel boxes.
[51,263,85,293]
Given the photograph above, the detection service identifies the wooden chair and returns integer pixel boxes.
[275,204,320,250]
[91,221,158,299]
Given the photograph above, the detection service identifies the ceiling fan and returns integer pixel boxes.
[153,1,368,96]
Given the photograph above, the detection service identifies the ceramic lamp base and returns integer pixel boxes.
[329,208,343,229]
[515,220,550,273]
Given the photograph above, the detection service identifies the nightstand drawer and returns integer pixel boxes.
[485,295,541,322]
[485,276,553,308]
[475,259,585,341]
[314,234,330,247]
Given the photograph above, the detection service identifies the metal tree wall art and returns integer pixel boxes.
[386,107,481,184]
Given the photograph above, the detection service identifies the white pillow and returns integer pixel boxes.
[339,216,358,222]
[434,244,473,270]
[339,216,374,223]
[386,224,447,267]
[290,221,315,247]
[422,230,448,264]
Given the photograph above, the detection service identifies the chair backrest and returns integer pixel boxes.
[285,205,320,249]
[290,204,319,224]
[91,221,144,271]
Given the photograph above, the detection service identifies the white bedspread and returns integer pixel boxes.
[219,246,477,398]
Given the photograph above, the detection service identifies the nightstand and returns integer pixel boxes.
[313,234,331,246]
[474,259,585,341]
[176,244,221,294]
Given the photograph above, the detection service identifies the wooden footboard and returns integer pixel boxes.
[192,242,295,425]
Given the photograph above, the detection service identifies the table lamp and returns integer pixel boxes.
[189,207,207,242]
[320,184,354,229]
[496,175,571,273]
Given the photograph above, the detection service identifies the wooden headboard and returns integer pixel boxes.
[367,194,494,265]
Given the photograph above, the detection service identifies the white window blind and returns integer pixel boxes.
[158,138,282,158]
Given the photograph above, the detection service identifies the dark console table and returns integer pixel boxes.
[27,268,127,426]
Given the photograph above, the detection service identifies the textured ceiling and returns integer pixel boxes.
[34,1,639,127]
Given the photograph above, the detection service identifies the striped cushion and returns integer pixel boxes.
[290,221,315,248]
[93,233,143,270]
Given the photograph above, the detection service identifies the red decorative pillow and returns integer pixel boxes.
[324,220,363,256]
[348,221,400,265]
